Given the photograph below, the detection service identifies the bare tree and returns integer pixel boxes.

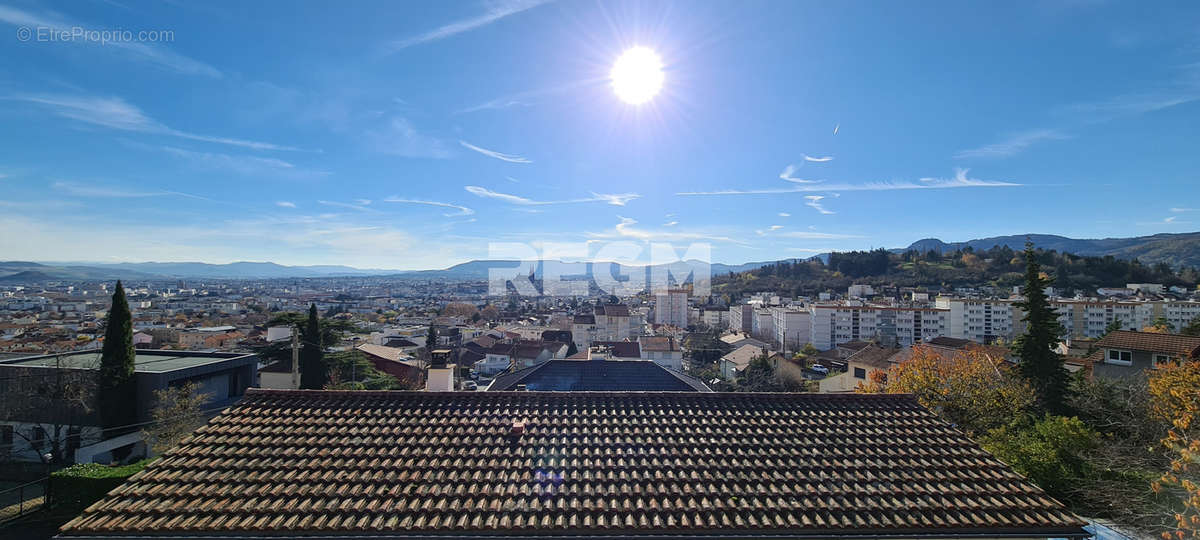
[0,355,98,465]
[142,382,212,455]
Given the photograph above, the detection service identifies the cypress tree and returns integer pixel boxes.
[299,304,326,389]
[1012,242,1070,413]
[99,281,137,436]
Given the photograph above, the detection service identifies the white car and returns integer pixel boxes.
[809,365,829,375]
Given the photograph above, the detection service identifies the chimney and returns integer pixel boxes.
[510,420,526,436]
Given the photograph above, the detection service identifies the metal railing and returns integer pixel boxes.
[0,477,48,525]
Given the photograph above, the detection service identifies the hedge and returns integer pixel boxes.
[49,459,153,513]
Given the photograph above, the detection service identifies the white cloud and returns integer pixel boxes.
[779,164,822,184]
[370,117,453,159]
[276,201,297,208]
[1170,207,1198,213]
[588,216,741,244]
[16,94,302,151]
[318,200,378,213]
[955,129,1068,159]
[387,0,551,51]
[680,168,1019,196]
[0,5,221,78]
[778,212,790,217]
[769,225,783,230]
[663,221,678,227]
[382,197,475,217]
[464,186,640,206]
[754,229,861,239]
[803,155,833,162]
[459,140,532,163]
[53,181,212,201]
[804,195,835,215]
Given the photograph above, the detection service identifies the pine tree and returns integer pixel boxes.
[1012,242,1070,414]
[299,304,326,389]
[99,281,137,437]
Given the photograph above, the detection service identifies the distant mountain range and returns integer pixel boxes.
[1,232,1195,282]
[903,232,1200,268]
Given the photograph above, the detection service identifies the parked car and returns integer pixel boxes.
[809,365,829,375]
[462,381,478,390]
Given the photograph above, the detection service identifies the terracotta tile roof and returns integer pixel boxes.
[1094,330,1200,358]
[846,344,900,370]
[593,340,641,358]
[638,336,679,352]
[59,390,1088,538]
[925,336,972,349]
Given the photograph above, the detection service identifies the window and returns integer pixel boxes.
[1106,349,1132,366]
[31,426,47,450]
[853,367,866,379]
[1154,354,1171,366]
[1,425,12,445]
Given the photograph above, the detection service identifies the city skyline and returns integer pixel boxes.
[2,0,1199,269]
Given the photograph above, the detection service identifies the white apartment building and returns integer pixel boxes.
[809,304,948,350]
[936,297,1017,344]
[771,307,811,352]
[750,308,775,342]
[847,284,875,298]
[654,289,689,328]
[728,304,754,333]
[593,304,633,341]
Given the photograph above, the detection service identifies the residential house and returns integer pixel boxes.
[1088,330,1200,379]
[0,349,257,464]
[819,344,899,393]
[354,343,423,385]
[637,335,683,370]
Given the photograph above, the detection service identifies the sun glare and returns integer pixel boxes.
[610,46,664,105]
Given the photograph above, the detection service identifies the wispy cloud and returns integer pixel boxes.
[663,221,678,227]
[276,201,297,208]
[681,168,1018,196]
[804,195,835,215]
[15,94,302,151]
[778,212,791,217]
[382,197,475,217]
[465,186,640,206]
[0,5,221,78]
[769,225,783,230]
[370,118,453,159]
[459,140,532,163]
[588,216,741,244]
[754,229,861,239]
[955,129,1068,159]
[387,0,551,51]
[53,181,212,201]
[803,154,833,162]
[318,200,378,213]
[779,164,822,184]
[158,145,331,178]
[1170,207,1198,213]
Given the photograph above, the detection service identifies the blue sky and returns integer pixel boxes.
[1,0,1198,270]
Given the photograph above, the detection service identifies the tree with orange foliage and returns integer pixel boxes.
[1150,359,1200,539]
[857,344,1035,436]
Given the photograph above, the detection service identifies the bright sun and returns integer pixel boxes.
[610,46,664,105]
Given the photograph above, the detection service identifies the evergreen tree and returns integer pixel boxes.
[1012,242,1070,414]
[299,304,326,389]
[566,340,579,357]
[1103,317,1124,337]
[426,323,440,352]
[99,281,137,436]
